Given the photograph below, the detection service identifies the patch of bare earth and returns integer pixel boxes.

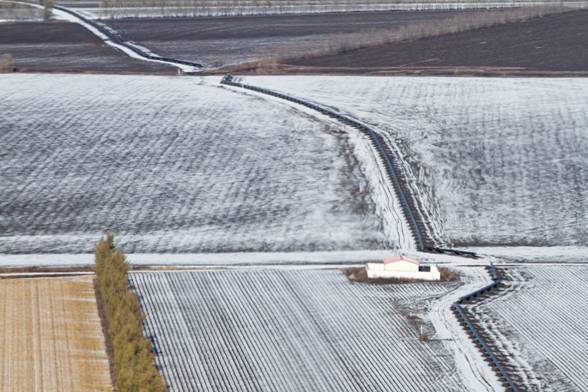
[0,276,112,392]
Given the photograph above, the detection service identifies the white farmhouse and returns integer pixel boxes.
[366,255,440,281]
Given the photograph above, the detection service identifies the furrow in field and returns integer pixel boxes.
[475,266,588,391]
[130,270,464,391]
[1,74,386,254]
[249,76,588,248]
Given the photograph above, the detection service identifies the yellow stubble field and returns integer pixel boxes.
[0,275,112,392]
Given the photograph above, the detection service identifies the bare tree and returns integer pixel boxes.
[43,0,53,20]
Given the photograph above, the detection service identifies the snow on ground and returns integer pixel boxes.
[0,250,391,268]
[220,79,416,250]
[469,246,588,264]
[0,74,388,254]
[473,265,588,391]
[52,6,199,72]
[247,76,588,248]
[0,249,492,268]
[130,269,467,392]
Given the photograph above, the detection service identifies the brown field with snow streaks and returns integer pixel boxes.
[0,276,112,392]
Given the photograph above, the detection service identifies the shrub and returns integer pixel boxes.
[343,266,369,282]
[0,54,14,73]
[95,234,167,392]
[439,267,456,282]
[418,331,430,342]
[43,0,53,20]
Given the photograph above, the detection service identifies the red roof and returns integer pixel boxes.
[383,255,419,265]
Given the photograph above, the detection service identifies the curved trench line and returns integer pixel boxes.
[217,76,528,391]
[452,265,523,392]
[220,75,429,251]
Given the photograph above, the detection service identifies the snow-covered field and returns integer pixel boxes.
[0,250,391,268]
[130,269,467,391]
[470,246,588,264]
[473,265,588,391]
[0,74,388,254]
[247,76,588,248]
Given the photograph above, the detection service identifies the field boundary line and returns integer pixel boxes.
[220,75,433,251]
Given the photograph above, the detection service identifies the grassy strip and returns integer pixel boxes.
[95,235,167,392]
[94,277,117,389]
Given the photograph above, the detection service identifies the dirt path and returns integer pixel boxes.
[0,276,112,392]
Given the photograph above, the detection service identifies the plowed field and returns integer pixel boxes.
[0,21,172,73]
[288,9,588,74]
[105,10,476,68]
[131,269,463,392]
[1,74,385,254]
[249,76,588,247]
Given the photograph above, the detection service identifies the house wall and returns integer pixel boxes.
[366,263,441,281]
[384,260,418,273]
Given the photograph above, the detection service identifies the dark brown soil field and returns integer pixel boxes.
[286,10,588,74]
[2,9,585,74]
[0,21,172,73]
[106,10,477,67]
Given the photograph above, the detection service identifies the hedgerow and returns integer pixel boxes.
[95,234,167,392]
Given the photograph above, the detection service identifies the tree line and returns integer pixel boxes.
[95,235,167,392]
